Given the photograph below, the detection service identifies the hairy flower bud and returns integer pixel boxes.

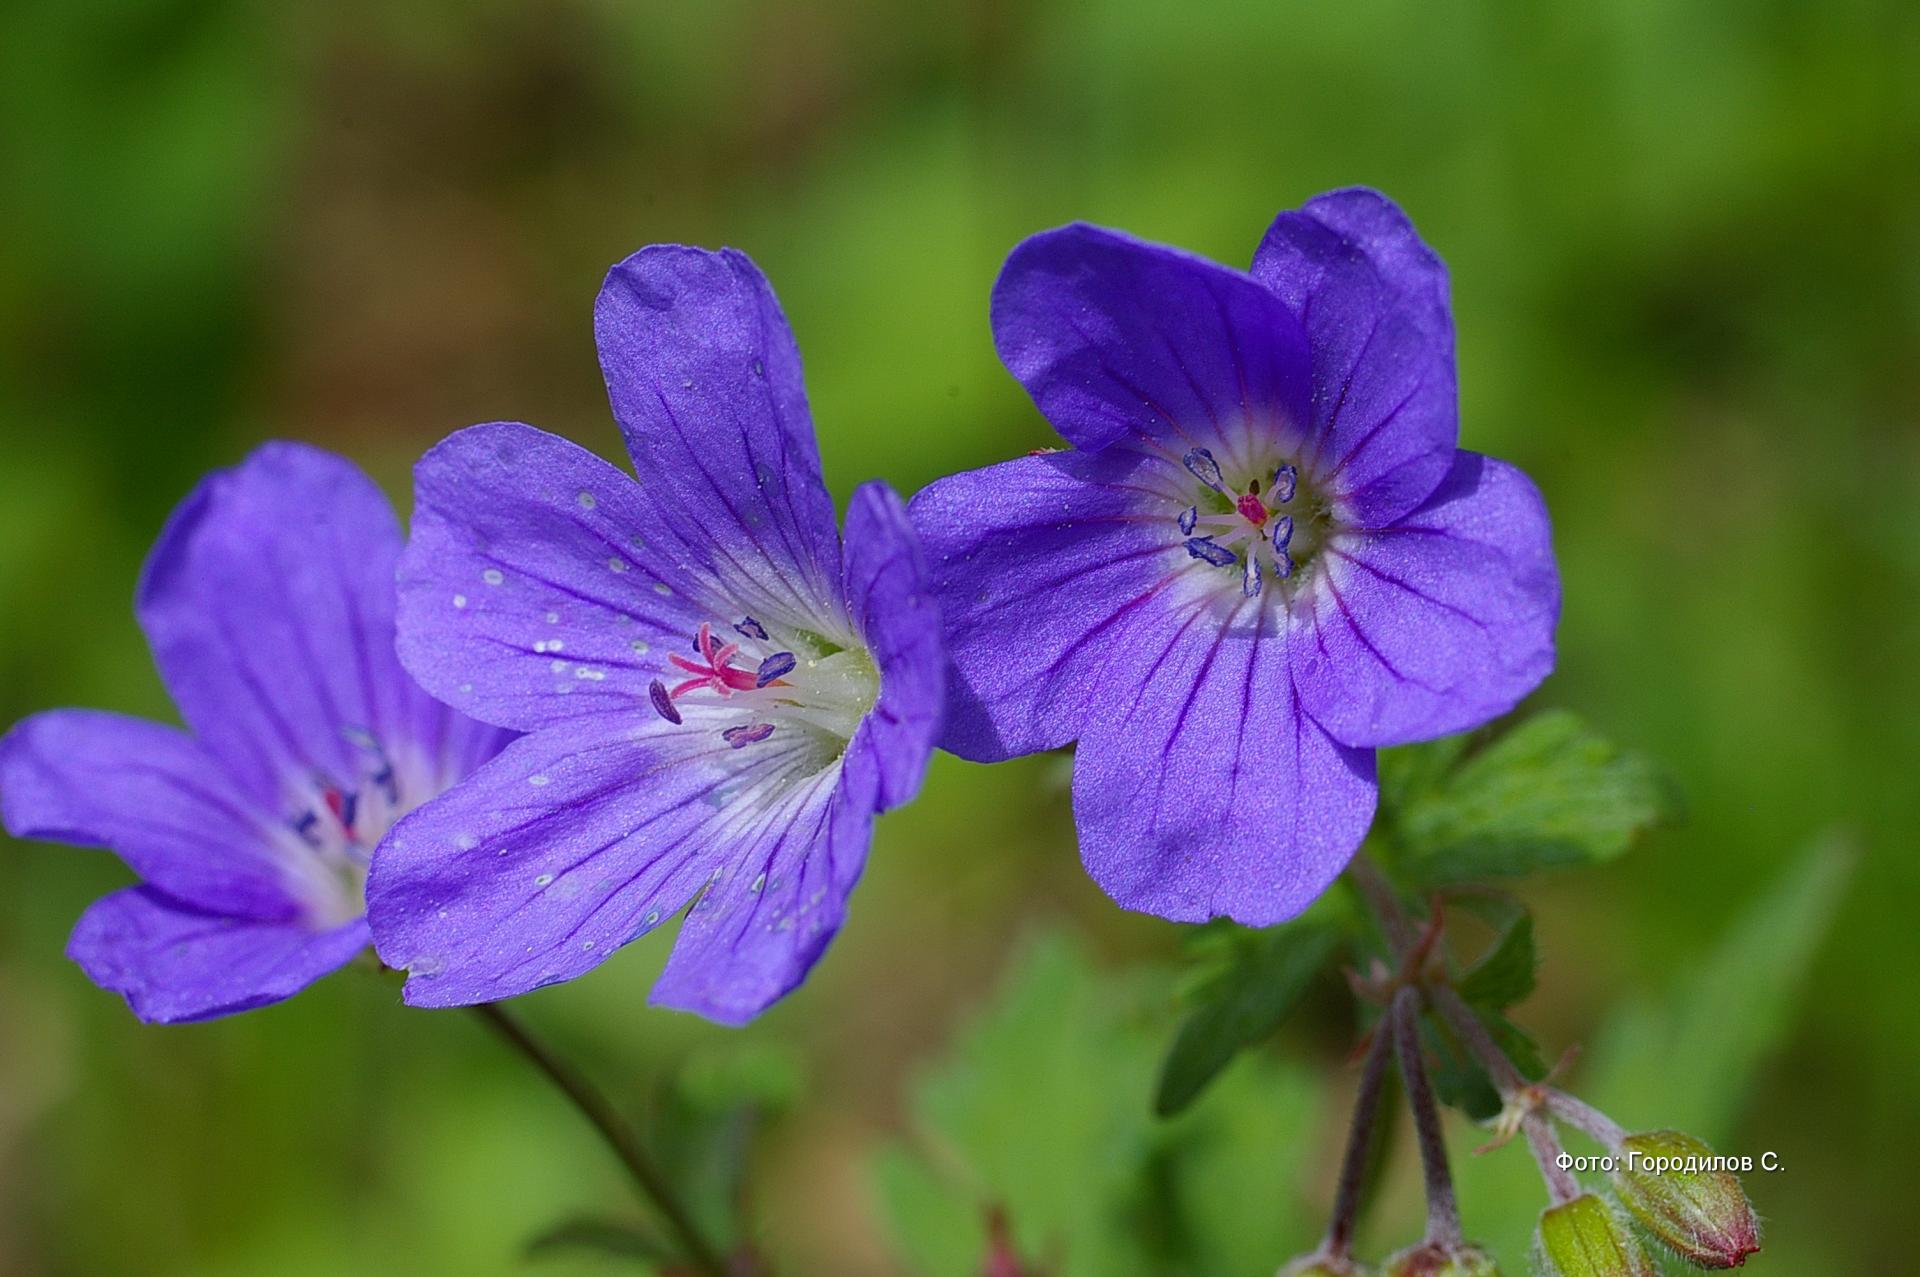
[1533,1195,1655,1277]
[1383,1240,1500,1275]
[1609,1130,1760,1268]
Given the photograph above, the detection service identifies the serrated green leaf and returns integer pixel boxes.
[1457,910,1538,1011]
[522,1215,668,1266]
[1154,921,1340,1116]
[1381,710,1679,885]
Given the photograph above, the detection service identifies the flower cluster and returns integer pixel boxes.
[2,189,1555,1027]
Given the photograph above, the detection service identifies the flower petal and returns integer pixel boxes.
[1072,605,1377,926]
[397,422,708,732]
[648,749,865,1026]
[135,442,480,808]
[991,225,1311,455]
[0,710,299,920]
[595,246,844,625]
[908,447,1189,760]
[1251,188,1458,525]
[1292,452,1559,747]
[839,481,943,808]
[367,713,836,1009]
[67,886,368,1024]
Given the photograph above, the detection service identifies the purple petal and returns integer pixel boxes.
[648,740,875,1026]
[367,715,833,1011]
[1292,452,1559,747]
[398,422,707,732]
[991,225,1311,453]
[136,442,494,809]
[0,710,299,920]
[1072,607,1377,926]
[907,447,1186,761]
[1251,188,1458,526]
[594,247,844,623]
[67,887,368,1024]
[838,482,944,809]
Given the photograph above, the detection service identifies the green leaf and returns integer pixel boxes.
[1457,910,1538,1011]
[1154,921,1340,1116]
[522,1215,668,1266]
[874,932,1324,1276]
[1582,835,1854,1141]
[1380,710,1679,885]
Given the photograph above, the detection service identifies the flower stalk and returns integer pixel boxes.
[470,1003,732,1277]
[1319,1004,1399,1263]
[1389,987,1463,1248]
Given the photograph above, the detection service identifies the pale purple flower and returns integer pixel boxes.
[0,444,510,1022]
[909,189,1559,926]
[367,246,943,1026]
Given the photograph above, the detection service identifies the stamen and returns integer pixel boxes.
[755,652,797,686]
[722,723,775,749]
[1183,448,1225,492]
[1275,548,1296,580]
[1272,515,1294,553]
[1271,463,1297,504]
[1184,536,1237,567]
[1242,553,1262,599]
[735,617,769,641]
[648,678,683,724]
[1178,506,1198,535]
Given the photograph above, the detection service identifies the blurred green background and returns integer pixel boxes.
[2,1,1916,1273]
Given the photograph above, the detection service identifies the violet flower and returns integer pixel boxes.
[909,189,1559,926]
[0,444,511,1022]
[367,246,942,1026]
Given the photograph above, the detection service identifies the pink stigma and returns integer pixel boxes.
[1235,492,1270,526]
[666,622,763,699]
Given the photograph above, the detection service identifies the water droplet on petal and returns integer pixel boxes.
[482,569,505,586]
[576,490,597,510]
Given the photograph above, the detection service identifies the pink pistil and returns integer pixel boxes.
[1235,492,1270,526]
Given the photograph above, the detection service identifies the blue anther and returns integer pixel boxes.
[734,617,769,641]
[755,651,797,686]
[1184,536,1237,567]
[1271,463,1298,504]
[1271,514,1294,553]
[648,678,683,725]
[1178,505,1198,535]
[1242,553,1263,599]
[1182,448,1226,492]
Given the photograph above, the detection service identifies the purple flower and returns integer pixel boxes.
[0,445,511,1022]
[366,246,943,1026]
[909,189,1559,926]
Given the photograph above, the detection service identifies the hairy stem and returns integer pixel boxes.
[1544,1088,1629,1150]
[470,1003,730,1277]
[1390,988,1463,1247]
[1346,854,1582,1206]
[1323,1009,1398,1257]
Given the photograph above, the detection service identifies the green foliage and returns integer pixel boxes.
[1449,837,1853,1270]
[1456,910,1538,1012]
[876,934,1322,1277]
[1154,919,1341,1116]
[523,1216,668,1267]
[1377,712,1679,887]
[1582,836,1854,1142]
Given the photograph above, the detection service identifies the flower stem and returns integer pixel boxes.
[470,1002,731,1277]
[1390,987,1464,1248]
[1345,854,1581,1206]
[1323,1003,1398,1257]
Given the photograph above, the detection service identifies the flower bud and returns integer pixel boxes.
[1609,1130,1760,1268]
[1383,1240,1501,1275]
[1278,1252,1375,1277]
[1533,1195,1654,1277]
